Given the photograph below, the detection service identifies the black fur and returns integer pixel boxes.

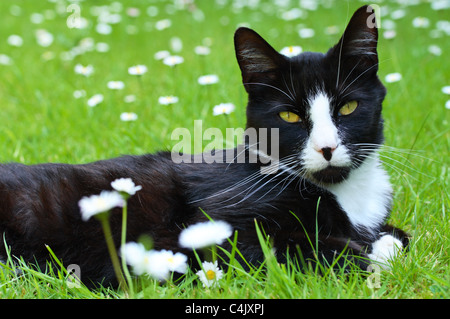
[0,6,408,288]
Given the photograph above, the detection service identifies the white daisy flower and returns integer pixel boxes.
[87,94,104,107]
[194,46,211,55]
[154,50,171,60]
[155,19,171,31]
[120,112,138,122]
[445,100,450,110]
[384,73,402,83]
[107,81,125,90]
[73,90,86,99]
[0,54,12,65]
[155,249,188,274]
[121,243,187,280]
[124,95,137,103]
[412,17,430,28]
[179,220,233,249]
[35,29,54,47]
[280,46,302,57]
[196,261,223,288]
[96,23,113,35]
[74,64,94,77]
[441,86,450,94]
[78,191,125,221]
[298,28,315,38]
[7,34,23,47]
[213,103,235,116]
[128,64,148,75]
[198,74,219,85]
[158,96,179,105]
[163,55,184,67]
[111,178,142,196]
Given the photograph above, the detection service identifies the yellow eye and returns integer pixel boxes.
[279,111,301,123]
[339,101,358,116]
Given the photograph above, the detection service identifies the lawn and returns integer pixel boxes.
[0,0,448,300]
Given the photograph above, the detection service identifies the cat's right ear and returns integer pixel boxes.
[234,27,285,88]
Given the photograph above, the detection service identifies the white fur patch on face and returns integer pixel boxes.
[369,234,403,269]
[300,92,351,172]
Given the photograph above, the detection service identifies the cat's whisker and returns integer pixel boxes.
[338,60,361,94]
[243,82,296,102]
[339,62,380,96]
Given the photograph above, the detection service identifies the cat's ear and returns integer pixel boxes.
[234,27,285,86]
[330,5,379,70]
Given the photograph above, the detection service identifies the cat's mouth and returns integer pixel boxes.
[311,165,351,184]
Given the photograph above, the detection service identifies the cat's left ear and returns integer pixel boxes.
[329,5,379,70]
[234,27,286,87]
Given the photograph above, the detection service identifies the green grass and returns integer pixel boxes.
[0,0,448,299]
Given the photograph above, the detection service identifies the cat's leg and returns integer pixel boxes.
[368,224,410,269]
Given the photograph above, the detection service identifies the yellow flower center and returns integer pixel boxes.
[206,270,216,280]
[288,46,294,53]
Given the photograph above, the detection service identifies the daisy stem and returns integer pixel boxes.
[98,214,128,294]
[121,201,134,295]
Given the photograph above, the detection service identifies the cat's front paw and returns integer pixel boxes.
[368,234,403,269]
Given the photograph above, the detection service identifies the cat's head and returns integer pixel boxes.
[234,5,386,185]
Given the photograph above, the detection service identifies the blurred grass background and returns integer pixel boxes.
[0,0,448,298]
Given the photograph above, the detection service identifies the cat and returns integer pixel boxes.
[0,5,409,288]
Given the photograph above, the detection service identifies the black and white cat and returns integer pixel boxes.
[0,6,408,288]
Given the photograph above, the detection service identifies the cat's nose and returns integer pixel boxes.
[319,147,335,161]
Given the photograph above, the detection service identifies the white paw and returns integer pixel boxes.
[368,234,403,269]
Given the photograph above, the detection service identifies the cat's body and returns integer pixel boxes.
[0,6,409,287]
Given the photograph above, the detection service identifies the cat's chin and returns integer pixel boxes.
[310,166,351,185]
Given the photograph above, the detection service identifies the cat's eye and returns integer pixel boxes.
[338,101,358,116]
[279,111,302,123]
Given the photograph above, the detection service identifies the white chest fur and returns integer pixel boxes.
[324,154,392,232]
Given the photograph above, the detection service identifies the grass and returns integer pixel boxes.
[0,0,448,299]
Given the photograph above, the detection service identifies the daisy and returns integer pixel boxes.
[73,90,86,99]
[0,54,12,65]
[87,94,104,107]
[383,30,397,39]
[128,64,148,75]
[74,64,94,77]
[111,178,142,196]
[163,55,184,67]
[213,103,235,116]
[384,73,402,83]
[412,17,430,28]
[441,86,450,95]
[107,81,125,90]
[78,190,125,221]
[120,112,138,122]
[196,261,223,288]
[179,220,233,249]
[96,23,113,35]
[154,50,171,60]
[155,249,188,274]
[198,74,219,85]
[170,37,183,52]
[428,45,442,56]
[280,46,302,57]
[7,35,23,47]
[194,46,211,55]
[298,28,315,38]
[445,100,450,110]
[155,19,171,31]
[35,29,54,47]
[124,94,137,103]
[158,96,179,105]
[121,243,187,280]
